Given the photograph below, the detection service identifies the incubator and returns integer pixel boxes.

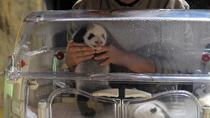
[4,9,210,118]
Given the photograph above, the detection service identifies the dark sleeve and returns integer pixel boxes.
[72,0,102,10]
[110,64,131,73]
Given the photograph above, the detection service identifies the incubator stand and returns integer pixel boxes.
[4,10,210,118]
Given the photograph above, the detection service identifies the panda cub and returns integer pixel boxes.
[73,23,111,75]
[73,23,112,117]
[133,101,171,118]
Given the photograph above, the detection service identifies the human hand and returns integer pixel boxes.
[94,45,126,66]
[65,41,95,71]
[95,45,155,73]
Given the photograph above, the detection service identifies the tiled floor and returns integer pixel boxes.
[0,108,4,118]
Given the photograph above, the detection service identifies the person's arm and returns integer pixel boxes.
[95,45,156,73]
[72,0,102,10]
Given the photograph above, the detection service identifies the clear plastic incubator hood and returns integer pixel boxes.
[4,9,210,118]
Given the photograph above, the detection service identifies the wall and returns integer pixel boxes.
[0,0,43,108]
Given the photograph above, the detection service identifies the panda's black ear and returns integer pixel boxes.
[73,25,88,43]
[150,107,157,113]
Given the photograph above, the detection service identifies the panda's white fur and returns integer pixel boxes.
[133,101,170,118]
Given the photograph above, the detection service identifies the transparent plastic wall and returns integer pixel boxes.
[5,10,210,118]
[11,10,210,74]
[18,76,210,118]
[12,21,68,73]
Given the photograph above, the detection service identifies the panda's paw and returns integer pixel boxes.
[81,108,96,117]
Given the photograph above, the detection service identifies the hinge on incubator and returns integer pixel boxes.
[125,89,151,98]
[92,88,119,97]
[92,88,151,98]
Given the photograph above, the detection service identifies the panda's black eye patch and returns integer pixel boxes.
[102,34,105,39]
[150,108,157,113]
[88,33,95,40]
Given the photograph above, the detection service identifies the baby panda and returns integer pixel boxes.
[73,23,112,74]
[72,23,113,117]
[133,101,171,118]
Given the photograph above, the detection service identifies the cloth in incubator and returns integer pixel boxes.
[27,107,37,118]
